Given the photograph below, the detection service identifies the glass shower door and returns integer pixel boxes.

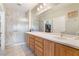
[12,18,29,45]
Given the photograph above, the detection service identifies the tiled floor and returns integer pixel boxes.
[5,44,34,56]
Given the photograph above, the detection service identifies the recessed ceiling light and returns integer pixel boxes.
[43,3,46,6]
[37,8,39,11]
[40,5,43,8]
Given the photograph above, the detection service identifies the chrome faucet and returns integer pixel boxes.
[60,33,63,37]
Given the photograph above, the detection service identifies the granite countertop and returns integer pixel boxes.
[26,32,79,49]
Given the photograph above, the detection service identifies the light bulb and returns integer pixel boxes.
[37,8,39,11]
[43,3,46,6]
[40,5,43,8]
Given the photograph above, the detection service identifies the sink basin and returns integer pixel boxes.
[43,32,77,40]
[48,34,76,40]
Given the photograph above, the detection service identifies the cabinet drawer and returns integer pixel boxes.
[29,38,34,43]
[29,35,35,38]
[35,49,43,56]
[29,37,34,41]
[29,38,34,42]
[35,44,43,53]
[29,44,35,51]
[35,45,43,56]
[35,37,43,43]
[29,41,34,46]
[35,40,43,48]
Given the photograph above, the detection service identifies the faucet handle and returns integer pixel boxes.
[60,33,63,37]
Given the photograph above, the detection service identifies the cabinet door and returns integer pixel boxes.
[35,45,43,56]
[65,46,79,56]
[55,43,79,56]
[51,41,55,56]
[26,34,30,47]
[55,43,66,56]
[29,35,35,53]
[44,40,52,56]
[35,37,44,56]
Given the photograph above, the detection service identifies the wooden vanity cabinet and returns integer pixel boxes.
[27,34,79,56]
[34,37,55,56]
[55,43,79,56]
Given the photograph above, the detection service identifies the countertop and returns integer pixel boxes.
[26,32,79,49]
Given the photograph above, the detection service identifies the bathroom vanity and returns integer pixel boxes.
[26,32,79,56]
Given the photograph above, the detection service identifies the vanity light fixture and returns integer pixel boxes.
[37,3,47,11]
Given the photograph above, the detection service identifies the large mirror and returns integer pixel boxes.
[37,3,79,35]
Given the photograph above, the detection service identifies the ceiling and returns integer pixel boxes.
[3,3,70,14]
[4,3,38,12]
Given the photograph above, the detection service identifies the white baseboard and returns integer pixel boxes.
[5,42,26,47]
[13,42,26,46]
